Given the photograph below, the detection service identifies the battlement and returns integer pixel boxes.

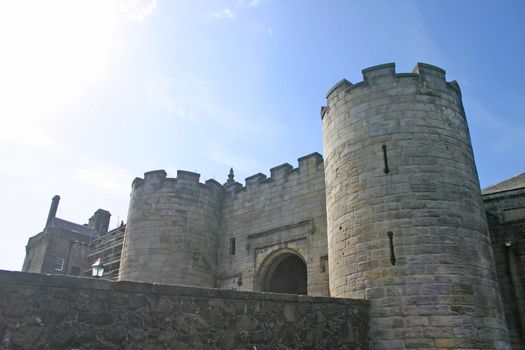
[412,62,446,87]
[228,152,324,198]
[245,173,267,187]
[362,63,397,85]
[270,163,293,180]
[325,79,352,99]
[324,62,460,114]
[131,169,224,195]
[177,170,200,183]
[130,153,324,198]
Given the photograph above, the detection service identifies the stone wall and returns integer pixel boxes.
[22,229,90,276]
[218,153,329,296]
[484,188,525,349]
[21,231,48,273]
[0,270,369,350]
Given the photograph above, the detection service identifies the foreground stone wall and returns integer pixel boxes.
[0,270,369,350]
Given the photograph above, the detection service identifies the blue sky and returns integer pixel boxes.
[0,0,523,271]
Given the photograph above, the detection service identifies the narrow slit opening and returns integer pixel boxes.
[382,144,390,174]
[387,231,396,265]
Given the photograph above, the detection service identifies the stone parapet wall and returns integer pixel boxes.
[0,270,369,350]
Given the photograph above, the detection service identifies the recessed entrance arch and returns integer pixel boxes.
[257,249,307,295]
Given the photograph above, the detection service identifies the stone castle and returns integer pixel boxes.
[19,63,524,349]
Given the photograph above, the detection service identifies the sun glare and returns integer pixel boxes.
[0,1,158,144]
[0,1,118,116]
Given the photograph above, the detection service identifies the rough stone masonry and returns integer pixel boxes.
[21,63,525,349]
[0,270,369,349]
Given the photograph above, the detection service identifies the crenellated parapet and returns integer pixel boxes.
[226,152,324,199]
[322,62,463,120]
[131,169,225,196]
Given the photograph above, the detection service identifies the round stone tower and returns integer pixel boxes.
[322,63,509,349]
[118,169,224,287]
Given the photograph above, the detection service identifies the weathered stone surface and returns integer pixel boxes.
[0,270,369,349]
[18,62,525,349]
[484,186,525,349]
[322,63,510,349]
[119,171,224,287]
[218,152,329,296]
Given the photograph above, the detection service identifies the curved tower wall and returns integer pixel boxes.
[322,63,509,348]
[118,170,224,287]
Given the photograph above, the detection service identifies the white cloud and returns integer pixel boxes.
[144,77,174,109]
[144,76,197,121]
[212,8,236,20]
[0,123,61,151]
[249,0,265,6]
[144,73,280,135]
[73,163,134,194]
[117,0,158,22]
[469,100,525,151]
[211,0,267,21]
[204,145,264,179]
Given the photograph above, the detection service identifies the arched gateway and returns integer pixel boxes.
[257,249,307,295]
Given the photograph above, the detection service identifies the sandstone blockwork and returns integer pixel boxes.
[322,63,510,349]
[0,270,369,350]
[218,153,329,296]
[119,153,330,297]
[119,170,224,287]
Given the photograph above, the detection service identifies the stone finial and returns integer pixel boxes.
[227,168,235,185]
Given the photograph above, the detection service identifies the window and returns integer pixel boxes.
[229,238,236,255]
[70,266,80,276]
[54,257,65,271]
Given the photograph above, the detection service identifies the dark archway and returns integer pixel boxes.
[262,253,307,295]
